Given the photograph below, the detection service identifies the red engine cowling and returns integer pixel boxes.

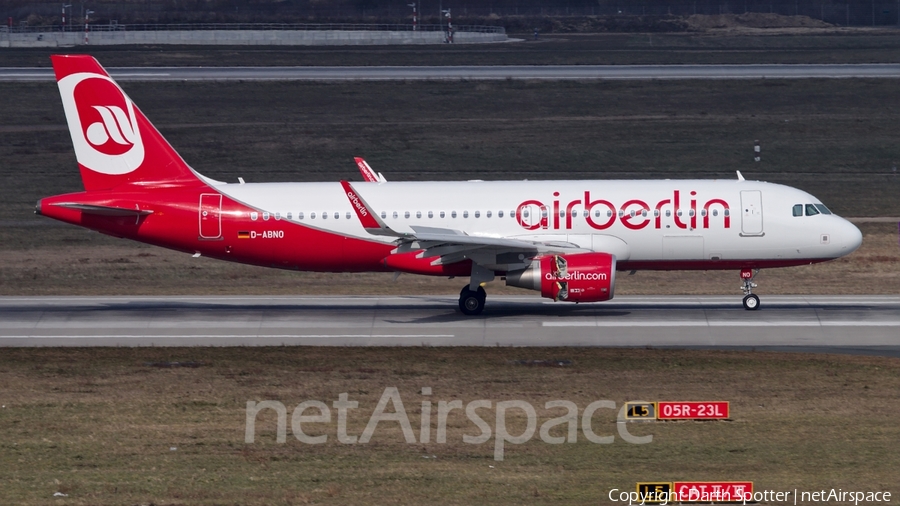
[505,252,616,303]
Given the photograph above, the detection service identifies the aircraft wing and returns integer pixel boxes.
[340,181,584,268]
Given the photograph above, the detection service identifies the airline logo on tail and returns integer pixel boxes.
[57,72,144,175]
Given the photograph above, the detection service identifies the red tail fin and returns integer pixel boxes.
[52,55,201,191]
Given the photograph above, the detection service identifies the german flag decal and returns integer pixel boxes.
[237,231,251,239]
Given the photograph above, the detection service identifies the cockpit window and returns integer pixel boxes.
[792,204,803,217]
[814,204,832,215]
[805,204,820,216]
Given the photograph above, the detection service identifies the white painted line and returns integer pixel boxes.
[543,321,900,327]
[109,73,172,77]
[0,334,456,339]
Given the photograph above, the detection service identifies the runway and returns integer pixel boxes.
[3,64,900,81]
[1,295,898,355]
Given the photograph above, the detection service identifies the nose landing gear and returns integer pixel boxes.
[740,268,760,310]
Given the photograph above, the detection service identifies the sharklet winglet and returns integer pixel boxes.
[340,180,407,238]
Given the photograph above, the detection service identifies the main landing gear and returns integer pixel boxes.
[459,264,494,316]
[459,286,487,315]
[740,268,760,310]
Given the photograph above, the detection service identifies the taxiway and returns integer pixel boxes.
[3,64,900,81]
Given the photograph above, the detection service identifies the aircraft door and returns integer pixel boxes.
[199,193,223,239]
[740,190,763,235]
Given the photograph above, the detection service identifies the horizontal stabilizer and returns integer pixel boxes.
[51,203,153,217]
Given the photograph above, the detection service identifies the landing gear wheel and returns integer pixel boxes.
[459,286,487,316]
[740,268,761,311]
[743,294,760,311]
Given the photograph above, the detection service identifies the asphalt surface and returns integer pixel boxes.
[3,64,900,81]
[2,295,899,355]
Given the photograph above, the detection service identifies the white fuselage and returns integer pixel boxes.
[215,178,862,268]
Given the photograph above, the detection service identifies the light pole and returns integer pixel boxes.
[442,8,452,43]
[84,9,93,44]
[62,4,72,32]
[408,2,417,31]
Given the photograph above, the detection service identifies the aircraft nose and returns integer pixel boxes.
[837,218,863,254]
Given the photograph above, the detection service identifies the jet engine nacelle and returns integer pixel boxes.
[505,252,616,303]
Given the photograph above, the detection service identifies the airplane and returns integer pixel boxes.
[35,55,863,315]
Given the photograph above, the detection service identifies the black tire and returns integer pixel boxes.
[742,294,760,311]
[459,286,487,315]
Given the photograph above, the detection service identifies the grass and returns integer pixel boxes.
[2,78,900,223]
[0,347,897,505]
[2,77,899,296]
[0,222,897,296]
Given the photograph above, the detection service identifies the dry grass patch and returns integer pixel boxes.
[0,347,897,505]
[0,224,896,296]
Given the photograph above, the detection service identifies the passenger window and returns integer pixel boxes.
[322,212,328,220]
[275,212,281,220]
[345,212,351,219]
[793,204,803,217]
[286,212,292,220]
[665,210,671,217]
[463,211,469,218]
[393,211,398,219]
[381,211,387,219]
[486,210,492,218]
[440,211,445,218]
[334,212,339,219]
[404,211,410,219]
[805,204,820,216]
[262,212,270,221]
[250,212,258,221]
[428,211,434,218]
[310,212,316,219]
[452,211,457,218]
[298,212,304,220]
[498,210,504,218]
[474,211,480,218]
